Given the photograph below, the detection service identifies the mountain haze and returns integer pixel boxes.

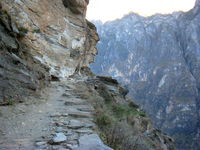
[91,0,200,149]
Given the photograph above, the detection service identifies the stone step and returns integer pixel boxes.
[67,119,95,129]
[76,106,95,112]
[65,105,94,113]
[68,111,92,118]
[75,129,93,134]
[50,112,68,118]
[66,108,92,118]
[66,133,79,141]
[75,134,114,150]
[67,120,85,129]
[64,98,87,106]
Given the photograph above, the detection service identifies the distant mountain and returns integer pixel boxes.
[91,1,200,149]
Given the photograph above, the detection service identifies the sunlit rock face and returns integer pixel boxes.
[0,0,98,103]
[91,1,200,150]
[3,0,98,78]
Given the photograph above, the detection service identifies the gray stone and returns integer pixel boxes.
[55,127,65,133]
[75,129,93,134]
[66,143,78,149]
[77,106,95,112]
[50,113,68,117]
[54,121,65,127]
[66,108,92,118]
[64,98,86,106]
[66,140,78,145]
[62,93,71,97]
[75,134,113,150]
[35,141,47,146]
[52,145,68,150]
[52,133,67,143]
[67,120,84,129]
[66,133,79,141]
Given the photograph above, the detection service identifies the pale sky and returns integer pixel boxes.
[87,0,196,22]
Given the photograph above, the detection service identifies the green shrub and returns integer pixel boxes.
[112,104,146,118]
[98,88,113,102]
[32,29,41,33]
[96,113,112,127]
[17,26,28,38]
[7,100,14,105]
[128,101,139,108]
[18,27,28,33]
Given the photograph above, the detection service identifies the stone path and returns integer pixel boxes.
[0,79,112,150]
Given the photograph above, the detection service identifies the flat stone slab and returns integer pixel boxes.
[66,133,79,141]
[62,93,71,97]
[35,141,47,146]
[76,106,95,112]
[66,108,92,118]
[67,120,85,129]
[64,98,86,105]
[68,112,92,118]
[84,123,95,128]
[75,129,93,134]
[67,119,95,129]
[75,134,113,150]
[50,133,67,144]
[50,113,68,118]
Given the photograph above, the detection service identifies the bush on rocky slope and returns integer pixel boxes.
[73,75,176,150]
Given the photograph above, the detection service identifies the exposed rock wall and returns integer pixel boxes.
[91,1,200,150]
[0,6,49,104]
[0,0,99,103]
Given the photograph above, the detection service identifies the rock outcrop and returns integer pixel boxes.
[0,0,98,104]
[91,1,200,150]
[62,0,88,16]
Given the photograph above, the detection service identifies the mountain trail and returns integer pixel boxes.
[0,79,97,150]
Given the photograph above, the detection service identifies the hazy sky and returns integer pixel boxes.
[87,0,196,22]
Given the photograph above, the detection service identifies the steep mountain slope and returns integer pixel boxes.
[0,0,98,104]
[0,0,176,150]
[91,0,200,149]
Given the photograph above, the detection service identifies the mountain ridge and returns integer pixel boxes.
[91,0,200,149]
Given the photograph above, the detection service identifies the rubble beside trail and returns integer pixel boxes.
[0,78,111,150]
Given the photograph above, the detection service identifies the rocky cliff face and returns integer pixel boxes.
[0,0,176,150]
[91,1,200,150]
[0,0,99,104]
